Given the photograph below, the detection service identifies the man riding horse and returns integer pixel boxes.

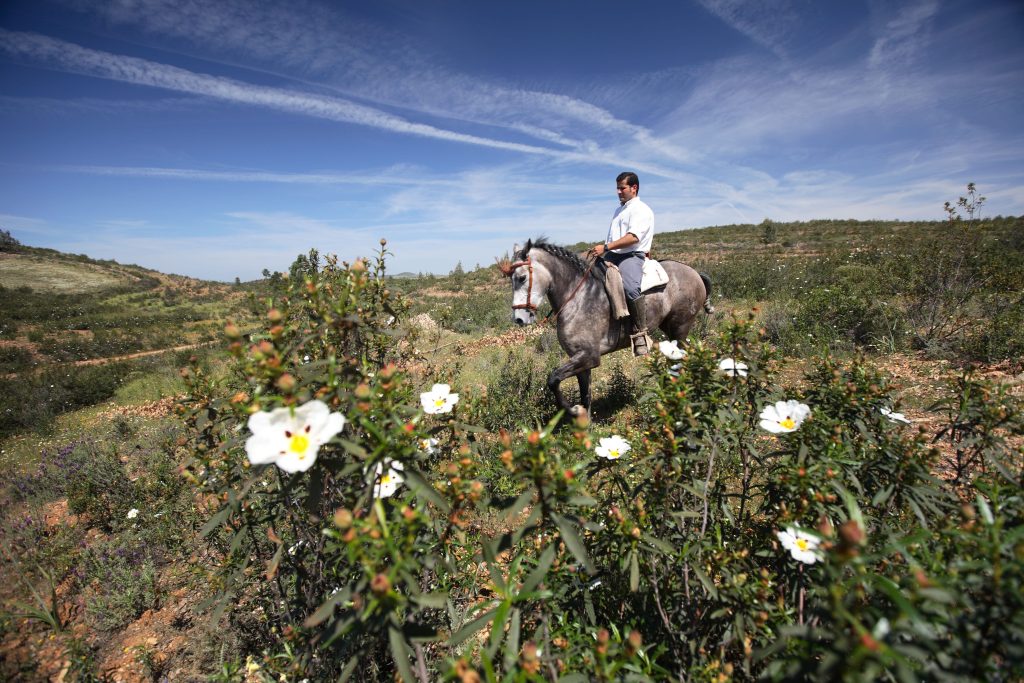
[586,171,654,356]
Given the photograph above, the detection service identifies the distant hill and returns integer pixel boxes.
[0,245,214,294]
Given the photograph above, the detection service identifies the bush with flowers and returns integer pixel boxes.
[181,246,1023,681]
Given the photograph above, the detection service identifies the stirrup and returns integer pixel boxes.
[630,330,652,357]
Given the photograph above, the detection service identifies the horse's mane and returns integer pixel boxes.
[515,237,606,283]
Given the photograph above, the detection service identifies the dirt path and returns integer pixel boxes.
[2,342,215,380]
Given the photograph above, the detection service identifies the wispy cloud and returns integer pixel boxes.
[54,164,458,188]
[695,0,804,59]
[0,29,579,159]
[53,0,670,154]
[867,0,939,69]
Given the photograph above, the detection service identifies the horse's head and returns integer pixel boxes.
[498,241,550,326]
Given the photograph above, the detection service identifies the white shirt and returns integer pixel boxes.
[606,197,654,254]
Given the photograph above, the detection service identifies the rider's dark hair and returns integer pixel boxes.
[616,171,639,193]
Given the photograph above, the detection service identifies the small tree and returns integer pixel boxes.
[0,228,21,252]
[760,218,777,245]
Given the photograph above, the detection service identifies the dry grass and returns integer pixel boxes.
[0,253,131,293]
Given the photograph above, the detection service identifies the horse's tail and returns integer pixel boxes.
[699,272,715,314]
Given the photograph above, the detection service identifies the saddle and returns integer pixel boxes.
[602,258,670,320]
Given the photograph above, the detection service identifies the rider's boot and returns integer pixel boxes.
[626,295,651,357]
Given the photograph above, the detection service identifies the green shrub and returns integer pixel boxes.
[791,284,907,354]
[178,246,1023,681]
[0,344,33,373]
[79,533,159,631]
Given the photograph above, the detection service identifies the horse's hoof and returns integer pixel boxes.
[569,405,588,419]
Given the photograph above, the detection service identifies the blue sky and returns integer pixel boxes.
[1,0,1022,281]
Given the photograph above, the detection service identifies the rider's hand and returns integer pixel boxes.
[589,243,606,257]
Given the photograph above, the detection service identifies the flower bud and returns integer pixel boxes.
[224,322,241,338]
[838,520,865,547]
[626,629,642,654]
[333,508,353,530]
[276,374,296,392]
[370,573,391,596]
[267,309,283,323]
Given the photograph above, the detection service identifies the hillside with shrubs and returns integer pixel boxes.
[1,186,1022,681]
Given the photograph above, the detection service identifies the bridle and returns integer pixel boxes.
[507,258,538,312]
[499,253,597,322]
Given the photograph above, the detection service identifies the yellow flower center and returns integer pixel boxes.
[609,449,620,458]
[435,398,446,408]
[289,433,310,455]
[381,473,392,484]
[780,418,796,430]
[796,538,808,551]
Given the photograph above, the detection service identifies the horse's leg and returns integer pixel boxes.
[577,369,592,414]
[547,353,599,416]
[661,317,695,344]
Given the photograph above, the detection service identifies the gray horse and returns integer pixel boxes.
[499,238,713,416]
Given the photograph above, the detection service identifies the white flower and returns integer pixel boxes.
[718,358,748,377]
[126,508,139,519]
[420,383,459,414]
[595,435,631,460]
[880,407,911,424]
[759,400,811,433]
[371,459,405,498]
[245,400,346,473]
[419,437,438,454]
[659,340,686,360]
[777,526,822,564]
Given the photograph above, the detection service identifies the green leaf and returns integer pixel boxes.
[487,601,511,654]
[412,591,448,609]
[520,543,556,596]
[403,467,451,514]
[199,505,232,538]
[449,607,496,647]
[691,565,719,599]
[871,485,894,507]
[873,575,923,623]
[337,654,359,682]
[503,488,535,517]
[303,586,351,628]
[629,551,640,592]
[388,625,416,683]
[976,493,994,525]
[338,438,367,458]
[452,421,488,434]
[642,532,675,555]
[552,513,594,574]
[504,608,521,672]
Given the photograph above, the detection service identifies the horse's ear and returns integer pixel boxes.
[513,242,521,255]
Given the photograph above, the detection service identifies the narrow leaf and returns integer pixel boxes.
[404,468,451,514]
[388,625,416,683]
[449,607,497,647]
[629,551,640,592]
[553,513,594,574]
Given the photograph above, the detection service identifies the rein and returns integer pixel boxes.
[502,254,598,324]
